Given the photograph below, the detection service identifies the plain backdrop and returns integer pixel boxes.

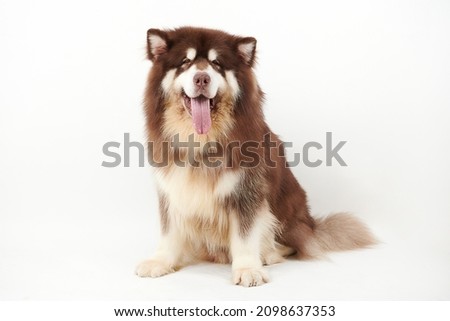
[0,0,449,300]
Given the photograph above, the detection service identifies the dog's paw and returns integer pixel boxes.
[232,267,269,287]
[135,259,174,278]
[263,252,285,265]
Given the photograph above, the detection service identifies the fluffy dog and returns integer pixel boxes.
[136,27,375,287]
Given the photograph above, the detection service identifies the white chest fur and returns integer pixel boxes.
[156,166,240,215]
[155,166,241,249]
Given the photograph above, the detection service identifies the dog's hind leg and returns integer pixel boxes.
[262,243,296,265]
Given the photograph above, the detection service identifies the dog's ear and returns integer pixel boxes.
[147,29,169,62]
[236,37,257,66]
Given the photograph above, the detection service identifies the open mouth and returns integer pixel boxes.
[182,92,216,115]
[182,91,216,135]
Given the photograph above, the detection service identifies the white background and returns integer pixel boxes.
[1,0,449,300]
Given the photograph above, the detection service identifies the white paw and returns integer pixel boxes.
[135,259,174,278]
[232,268,269,287]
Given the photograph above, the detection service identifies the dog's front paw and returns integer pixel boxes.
[135,259,174,278]
[232,268,269,287]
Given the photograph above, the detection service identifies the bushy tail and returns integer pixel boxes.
[305,212,377,257]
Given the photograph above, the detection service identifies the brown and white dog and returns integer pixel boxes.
[136,27,375,287]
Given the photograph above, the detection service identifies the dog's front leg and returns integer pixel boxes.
[135,228,184,278]
[229,204,273,287]
[136,195,185,278]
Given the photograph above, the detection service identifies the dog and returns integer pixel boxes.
[136,27,375,287]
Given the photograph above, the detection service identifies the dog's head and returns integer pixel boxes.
[146,27,259,140]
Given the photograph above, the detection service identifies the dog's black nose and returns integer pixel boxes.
[193,72,210,89]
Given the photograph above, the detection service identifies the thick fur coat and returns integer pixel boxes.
[136,27,375,287]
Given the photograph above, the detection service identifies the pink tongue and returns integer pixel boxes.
[191,96,211,134]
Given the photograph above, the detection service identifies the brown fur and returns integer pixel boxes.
[143,26,376,262]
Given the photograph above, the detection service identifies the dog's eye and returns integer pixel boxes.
[182,58,191,65]
[212,59,221,67]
